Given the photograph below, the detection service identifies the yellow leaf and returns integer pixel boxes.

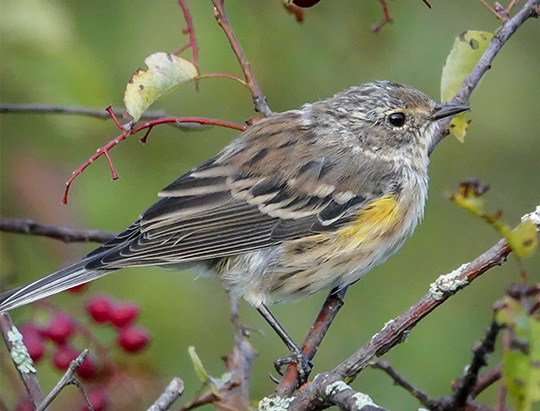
[124,52,197,125]
[441,30,493,141]
[506,220,538,258]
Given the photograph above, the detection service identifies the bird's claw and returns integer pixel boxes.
[273,350,313,384]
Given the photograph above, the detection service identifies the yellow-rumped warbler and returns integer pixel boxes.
[0,81,468,377]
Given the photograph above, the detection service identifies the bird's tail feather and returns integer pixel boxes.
[0,261,114,312]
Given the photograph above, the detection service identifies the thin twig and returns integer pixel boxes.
[0,104,167,121]
[451,321,501,408]
[372,361,438,409]
[0,313,47,410]
[471,363,503,398]
[147,377,184,411]
[0,218,116,244]
[176,0,199,73]
[211,0,272,117]
[36,349,92,411]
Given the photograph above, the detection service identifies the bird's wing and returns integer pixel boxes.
[84,112,396,269]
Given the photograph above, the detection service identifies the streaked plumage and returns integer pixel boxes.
[0,82,469,371]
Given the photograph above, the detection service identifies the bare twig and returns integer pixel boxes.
[451,321,501,408]
[471,363,503,398]
[0,218,116,244]
[372,361,438,409]
[430,0,540,152]
[0,104,169,121]
[211,0,272,117]
[147,377,184,411]
[273,287,348,397]
[36,349,92,411]
[176,0,199,73]
[0,313,47,410]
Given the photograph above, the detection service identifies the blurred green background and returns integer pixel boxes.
[1,0,538,409]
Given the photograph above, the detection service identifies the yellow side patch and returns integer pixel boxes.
[336,195,401,247]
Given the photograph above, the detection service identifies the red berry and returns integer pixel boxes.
[67,283,90,293]
[52,345,78,370]
[86,296,114,323]
[82,389,108,411]
[76,355,98,380]
[23,334,45,362]
[45,315,74,344]
[20,323,45,362]
[109,302,140,328]
[16,398,35,411]
[292,0,322,7]
[19,323,43,338]
[118,326,150,353]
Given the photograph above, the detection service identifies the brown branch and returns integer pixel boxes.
[273,287,347,397]
[148,377,185,411]
[211,0,272,117]
[275,372,388,411]
[287,238,514,410]
[0,218,116,244]
[429,0,540,152]
[0,313,48,410]
[36,349,92,411]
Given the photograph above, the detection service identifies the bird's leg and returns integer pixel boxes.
[256,304,313,384]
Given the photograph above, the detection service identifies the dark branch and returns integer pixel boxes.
[0,219,115,244]
[372,361,438,409]
[450,321,501,408]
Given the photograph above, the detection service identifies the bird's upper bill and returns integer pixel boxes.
[430,103,470,121]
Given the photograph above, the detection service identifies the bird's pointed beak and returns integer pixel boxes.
[431,103,470,121]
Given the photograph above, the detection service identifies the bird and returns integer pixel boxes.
[0,80,469,380]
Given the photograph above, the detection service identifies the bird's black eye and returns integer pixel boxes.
[388,112,406,127]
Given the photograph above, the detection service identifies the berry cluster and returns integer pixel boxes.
[15,288,150,411]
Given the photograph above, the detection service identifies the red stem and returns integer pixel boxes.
[62,117,246,204]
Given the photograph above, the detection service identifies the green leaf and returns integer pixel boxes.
[496,298,540,411]
[123,52,197,125]
[441,30,493,141]
[188,346,210,384]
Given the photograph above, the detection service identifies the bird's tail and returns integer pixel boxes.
[0,261,114,312]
